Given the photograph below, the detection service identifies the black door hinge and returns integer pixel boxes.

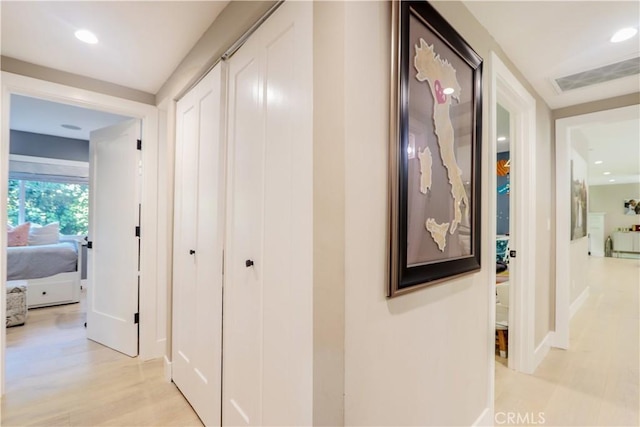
[87,241,93,249]
[137,139,142,150]
[135,226,141,237]
[510,250,517,258]
[134,313,139,324]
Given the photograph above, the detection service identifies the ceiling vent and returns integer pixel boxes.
[553,57,640,92]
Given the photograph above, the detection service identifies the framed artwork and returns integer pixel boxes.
[388,1,482,297]
[570,153,588,240]
[624,198,640,215]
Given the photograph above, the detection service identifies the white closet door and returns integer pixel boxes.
[172,64,225,427]
[223,2,313,426]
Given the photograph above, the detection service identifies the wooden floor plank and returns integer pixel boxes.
[1,291,202,427]
[496,257,640,426]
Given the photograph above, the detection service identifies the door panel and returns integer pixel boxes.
[223,2,313,425]
[224,55,264,426]
[172,64,225,427]
[87,119,140,357]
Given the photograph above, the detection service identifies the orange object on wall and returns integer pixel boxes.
[497,159,510,176]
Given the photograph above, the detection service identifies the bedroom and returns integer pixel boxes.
[5,94,134,349]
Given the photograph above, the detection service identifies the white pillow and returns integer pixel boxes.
[28,222,60,245]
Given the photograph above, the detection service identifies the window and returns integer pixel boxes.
[8,179,89,235]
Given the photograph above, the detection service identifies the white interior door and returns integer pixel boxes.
[172,64,225,427]
[223,2,313,425]
[87,119,141,357]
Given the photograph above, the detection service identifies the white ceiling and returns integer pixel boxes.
[10,94,131,140]
[1,1,229,94]
[1,1,638,186]
[464,1,640,186]
[2,1,228,142]
[463,0,640,110]
[579,104,640,186]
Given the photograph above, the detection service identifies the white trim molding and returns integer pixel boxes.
[472,407,493,427]
[164,354,173,383]
[554,116,571,350]
[489,52,538,374]
[533,331,553,372]
[570,286,590,319]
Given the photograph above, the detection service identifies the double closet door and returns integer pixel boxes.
[172,1,313,426]
[172,65,225,426]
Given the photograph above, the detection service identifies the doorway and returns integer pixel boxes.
[0,72,162,394]
[5,93,138,347]
[554,104,640,348]
[489,52,537,376]
[495,103,511,367]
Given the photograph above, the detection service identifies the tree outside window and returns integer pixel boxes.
[7,179,89,235]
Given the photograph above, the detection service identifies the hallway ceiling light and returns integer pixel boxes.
[75,29,98,44]
[497,136,506,141]
[603,171,611,175]
[594,160,603,164]
[610,27,638,43]
[609,179,616,182]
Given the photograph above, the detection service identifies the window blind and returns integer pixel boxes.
[9,155,89,184]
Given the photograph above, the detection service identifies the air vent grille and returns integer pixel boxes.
[555,57,640,92]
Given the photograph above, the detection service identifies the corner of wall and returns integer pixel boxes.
[312,1,346,425]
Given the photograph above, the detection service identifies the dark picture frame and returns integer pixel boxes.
[388,1,482,297]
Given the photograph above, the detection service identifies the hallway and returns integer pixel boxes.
[495,256,639,426]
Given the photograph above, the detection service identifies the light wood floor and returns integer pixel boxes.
[3,257,637,426]
[495,256,640,426]
[1,291,202,427]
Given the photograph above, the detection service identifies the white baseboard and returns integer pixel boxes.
[164,355,172,382]
[570,286,590,319]
[533,331,552,372]
[549,329,568,350]
[472,407,493,426]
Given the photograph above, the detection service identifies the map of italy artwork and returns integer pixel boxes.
[406,16,473,267]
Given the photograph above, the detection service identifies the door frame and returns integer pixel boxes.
[488,52,537,374]
[0,72,162,395]
[553,104,640,349]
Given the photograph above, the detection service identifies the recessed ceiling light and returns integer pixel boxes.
[497,136,507,142]
[75,29,98,44]
[610,27,638,43]
[594,160,603,165]
[443,87,455,95]
[61,124,82,130]
[609,179,616,182]
[603,171,611,175]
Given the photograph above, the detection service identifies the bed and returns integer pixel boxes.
[7,238,82,308]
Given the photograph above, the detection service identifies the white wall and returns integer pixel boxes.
[341,3,490,425]
[312,1,346,425]
[590,183,640,239]
[332,1,558,424]
[534,101,555,344]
